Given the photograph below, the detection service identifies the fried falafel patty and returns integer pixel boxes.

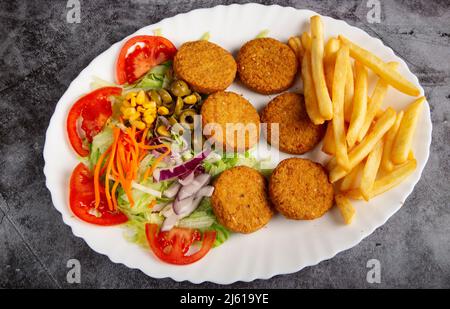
[237,38,298,94]
[173,40,237,94]
[269,158,334,220]
[211,166,274,233]
[261,92,326,154]
[201,91,260,151]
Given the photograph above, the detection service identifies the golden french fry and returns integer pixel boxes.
[340,161,364,191]
[311,16,333,120]
[381,110,404,172]
[346,61,368,148]
[324,38,340,61]
[332,45,350,170]
[339,35,420,97]
[392,97,425,164]
[329,107,396,182]
[344,59,354,123]
[325,60,335,94]
[301,32,312,52]
[322,121,335,155]
[345,188,363,200]
[302,51,325,125]
[345,159,417,200]
[335,194,355,225]
[288,36,304,60]
[326,157,338,172]
[358,62,399,142]
[360,139,384,201]
[324,38,340,94]
[323,38,340,92]
[375,108,385,119]
[370,159,417,198]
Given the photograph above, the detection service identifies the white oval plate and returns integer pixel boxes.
[44,4,431,284]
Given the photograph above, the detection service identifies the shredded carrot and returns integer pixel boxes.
[140,128,149,144]
[111,179,120,210]
[118,142,127,171]
[143,145,171,180]
[98,148,112,176]
[148,199,157,209]
[138,151,146,163]
[94,145,112,209]
[116,142,134,207]
[104,128,120,211]
[93,123,173,211]
[126,149,131,167]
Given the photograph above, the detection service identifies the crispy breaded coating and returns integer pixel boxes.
[237,38,298,94]
[174,40,237,94]
[211,166,274,233]
[201,91,260,152]
[261,92,325,154]
[269,158,334,220]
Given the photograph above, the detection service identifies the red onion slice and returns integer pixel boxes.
[153,149,211,182]
[196,185,214,198]
[173,195,194,215]
[163,182,181,198]
[161,214,179,232]
[160,203,174,218]
[177,174,211,200]
[152,202,168,212]
[181,197,204,217]
[178,171,195,186]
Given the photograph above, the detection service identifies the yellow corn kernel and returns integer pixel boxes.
[130,96,137,107]
[131,120,146,130]
[183,94,197,105]
[137,106,145,113]
[143,109,153,116]
[123,107,136,117]
[157,125,170,137]
[143,115,155,125]
[136,90,146,105]
[122,99,131,108]
[128,111,141,121]
[143,101,156,109]
[158,106,170,115]
[125,92,136,100]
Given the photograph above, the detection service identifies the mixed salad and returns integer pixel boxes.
[66,35,261,265]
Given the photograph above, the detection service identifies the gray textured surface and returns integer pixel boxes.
[0,0,449,288]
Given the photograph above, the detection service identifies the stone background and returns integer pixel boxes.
[0,0,449,288]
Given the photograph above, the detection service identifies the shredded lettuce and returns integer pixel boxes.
[203,150,271,177]
[87,126,114,170]
[119,177,172,248]
[184,198,231,247]
[90,76,119,90]
[256,29,269,38]
[210,223,230,247]
[131,61,173,90]
[152,28,162,36]
[118,179,171,216]
[200,32,210,41]
[178,197,215,229]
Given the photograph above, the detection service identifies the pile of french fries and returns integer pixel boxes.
[288,15,425,225]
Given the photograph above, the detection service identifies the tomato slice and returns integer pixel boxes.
[145,224,216,265]
[67,87,121,157]
[116,35,177,85]
[69,163,128,226]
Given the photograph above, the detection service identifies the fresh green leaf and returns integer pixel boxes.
[131,61,173,90]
